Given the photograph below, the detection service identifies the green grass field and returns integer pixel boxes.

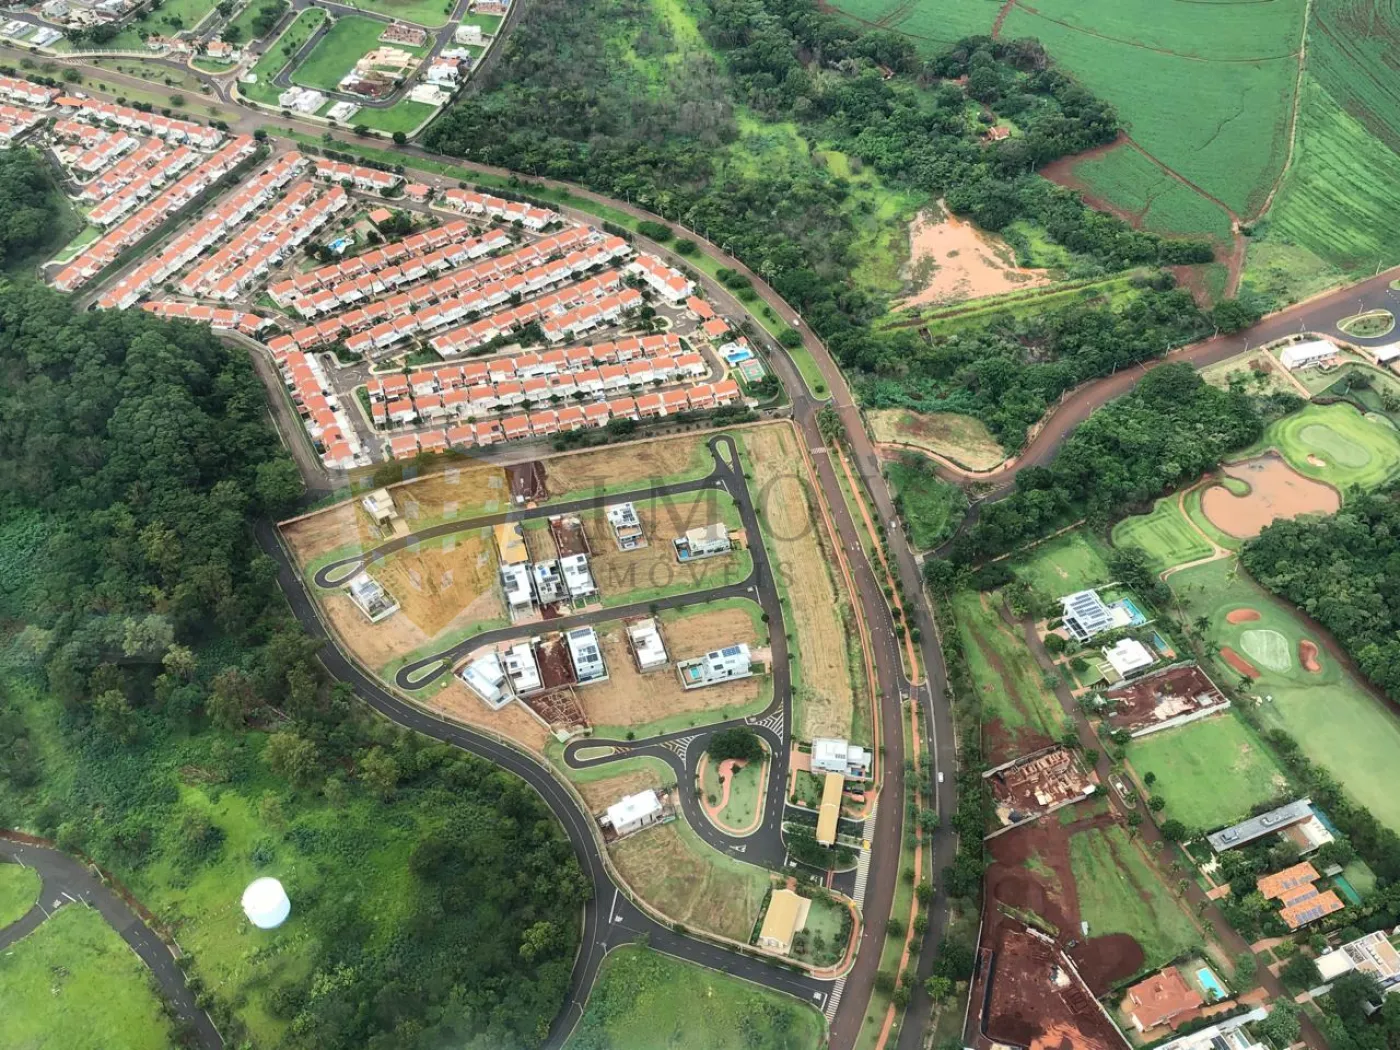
[826,0,998,51]
[790,894,850,968]
[1012,528,1113,597]
[1070,145,1235,244]
[337,0,454,28]
[1261,401,1400,492]
[1167,557,1400,832]
[293,14,426,93]
[886,458,967,550]
[458,10,503,32]
[0,907,176,1050]
[0,862,39,927]
[953,590,1066,756]
[567,945,824,1050]
[717,757,764,829]
[241,7,327,105]
[1069,824,1200,968]
[1112,495,1212,573]
[1129,715,1289,830]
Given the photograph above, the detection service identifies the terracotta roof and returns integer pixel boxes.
[1258,862,1319,900]
[1125,969,1202,1031]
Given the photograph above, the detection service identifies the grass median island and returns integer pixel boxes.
[1128,714,1289,830]
[241,7,328,105]
[0,862,40,927]
[566,944,824,1050]
[885,455,966,550]
[1112,495,1213,573]
[1069,823,1200,969]
[0,906,177,1050]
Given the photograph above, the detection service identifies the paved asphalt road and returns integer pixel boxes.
[0,842,222,1050]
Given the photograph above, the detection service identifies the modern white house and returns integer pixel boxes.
[500,562,534,613]
[677,643,752,689]
[560,553,597,599]
[532,560,565,604]
[346,572,398,622]
[606,502,646,549]
[1102,637,1155,679]
[566,626,607,682]
[1279,338,1337,371]
[501,642,542,695]
[811,737,875,781]
[459,650,509,708]
[627,617,668,671]
[604,789,663,837]
[673,523,732,561]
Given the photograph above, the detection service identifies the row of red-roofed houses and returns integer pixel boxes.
[311,158,401,194]
[279,348,370,471]
[54,126,137,175]
[88,146,203,227]
[54,135,258,293]
[67,138,175,203]
[277,227,618,320]
[54,95,224,149]
[424,276,643,357]
[0,76,56,109]
[334,270,635,358]
[0,103,42,147]
[365,333,688,399]
[205,187,347,302]
[141,300,272,336]
[435,187,557,231]
[625,255,696,304]
[384,381,742,459]
[267,218,511,307]
[95,149,306,309]
[369,353,711,428]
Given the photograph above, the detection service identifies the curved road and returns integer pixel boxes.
[0,841,222,1050]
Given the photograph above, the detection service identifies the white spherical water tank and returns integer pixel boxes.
[241,877,291,930]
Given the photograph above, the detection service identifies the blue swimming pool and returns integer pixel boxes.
[1117,597,1148,626]
[328,236,352,254]
[1196,967,1226,1001]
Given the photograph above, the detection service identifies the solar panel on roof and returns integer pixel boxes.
[722,645,741,656]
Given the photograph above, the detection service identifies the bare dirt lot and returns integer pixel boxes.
[581,493,746,602]
[389,461,512,525]
[543,433,713,499]
[322,592,429,671]
[579,606,764,731]
[574,764,667,813]
[282,500,381,568]
[867,408,1007,471]
[609,821,770,943]
[897,205,1047,310]
[366,529,502,637]
[1201,456,1340,538]
[744,424,856,740]
[427,677,551,752]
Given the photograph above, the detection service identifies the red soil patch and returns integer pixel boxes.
[1225,608,1261,624]
[1041,137,1141,228]
[1220,647,1260,679]
[1300,639,1321,673]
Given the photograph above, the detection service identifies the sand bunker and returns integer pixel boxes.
[1300,640,1321,673]
[1307,455,1328,468]
[1200,456,1340,539]
[1220,647,1260,679]
[897,204,1048,309]
[1225,608,1261,624]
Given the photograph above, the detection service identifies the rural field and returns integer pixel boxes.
[952,590,1065,762]
[292,15,427,93]
[0,906,176,1050]
[1012,528,1113,598]
[565,945,824,1050]
[1069,824,1200,968]
[739,424,862,741]
[1127,715,1289,831]
[1066,146,1235,244]
[866,408,1006,471]
[0,862,38,926]
[1111,494,1213,574]
[1166,558,1400,832]
[609,818,771,943]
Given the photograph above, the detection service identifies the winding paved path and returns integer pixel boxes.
[0,842,222,1050]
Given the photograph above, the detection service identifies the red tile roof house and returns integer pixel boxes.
[390,434,420,460]
[1123,969,1202,1033]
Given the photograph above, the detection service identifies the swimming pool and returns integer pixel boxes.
[1196,966,1226,1000]
[1118,597,1147,625]
[327,236,352,254]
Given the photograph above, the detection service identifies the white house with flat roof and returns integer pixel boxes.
[501,562,534,613]
[502,642,541,694]
[566,626,607,682]
[627,617,668,671]
[532,560,565,604]
[604,789,663,837]
[459,650,509,708]
[560,553,597,599]
[606,502,645,549]
[674,523,731,561]
[1280,339,1337,371]
[811,737,874,781]
[1061,589,1114,642]
[1102,637,1155,679]
[346,572,398,622]
[677,643,751,689]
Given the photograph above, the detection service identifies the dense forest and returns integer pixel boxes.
[929,364,1269,565]
[0,282,584,1049]
[1242,487,1400,703]
[424,0,1224,435]
[0,150,65,269]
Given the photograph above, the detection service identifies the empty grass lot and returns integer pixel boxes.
[953,590,1066,759]
[1167,557,1400,832]
[566,945,824,1050]
[0,862,39,927]
[0,906,176,1050]
[1112,495,1213,573]
[1070,824,1200,969]
[885,458,967,550]
[338,0,453,28]
[1012,528,1113,598]
[1128,715,1290,830]
[866,408,1007,471]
